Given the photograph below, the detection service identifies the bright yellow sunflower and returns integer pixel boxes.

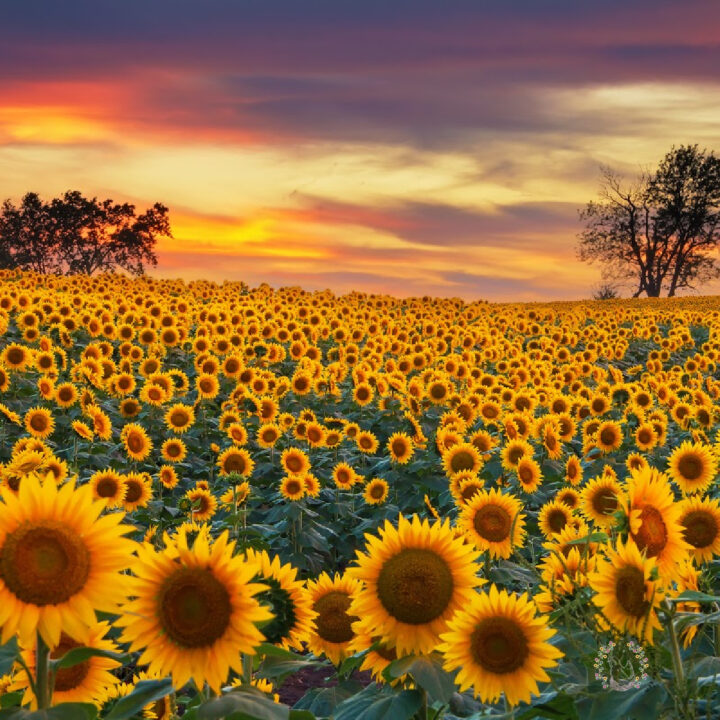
[123,473,153,512]
[89,469,127,508]
[622,467,690,577]
[667,441,717,495]
[217,447,255,477]
[164,403,195,434]
[516,457,543,494]
[281,448,311,476]
[439,584,562,707]
[244,548,316,651]
[186,488,218,522]
[24,407,55,439]
[442,442,483,478]
[0,472,136,647]
[306,572,361,665]
[678,495,720,564]
[538,500,573,538]
[387,433,414,464]
[348,514,484,656]
[459,488,525,559]
[121,423,152,462]
[280,475,306,501]
[579,474,623,528]
[588,537,664,644]
[364,478,389,505]
[117,527,271,693]
[10,621,120,708]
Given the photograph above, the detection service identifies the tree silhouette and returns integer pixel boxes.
[578,145,720,297]
[0,191,171,276]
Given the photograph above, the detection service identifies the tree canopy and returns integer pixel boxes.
[578,145,720,297]
[0,190,172,276]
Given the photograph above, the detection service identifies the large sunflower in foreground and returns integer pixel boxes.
[459,488,525,559]
[588,537,664,644]
[348,514,483,656]
[0,473,136,647]
[439,585,562,707]
[244,548,316,651]
[621,467,690,577]
[306,572,361,665]
[10,621,120,708]
[117,527,271,692]
[667,441,717,495]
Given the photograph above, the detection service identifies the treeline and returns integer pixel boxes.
[0,190,171,276]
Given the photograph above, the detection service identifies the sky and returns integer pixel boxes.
[2,0,720,301]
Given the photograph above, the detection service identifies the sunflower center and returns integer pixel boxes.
[256,577,297,645]
[392,439,407,457]
[518,465,535,484]
[473,505,511,542]
[313,590,357,643]
[677,454,703,481]
[96,477,120,498]
[30,415,49,432]
[51,634,90,692]
[286,456,303,473]
[0,520,90,605]
[632,506,668,557]
[224,454,247,473]
[7,348,24,365]
[124,481,142,503]
[450,451,475,474]
[370,483,385,499]
[682,510,718,549]
[591,489,617,516]
[285,479,303,496]
[599,428,617,447]
[614,566,649,618]
[158,567,231,648]
[376,548,454,625]
[127,434,144,453]
[470,617,529,674]
[638,430,652,444]
[547,509,567,534]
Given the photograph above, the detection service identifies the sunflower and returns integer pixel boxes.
[291,371,312,396]
[439,585,562,707]
[196,373,220,400]
[538,500,573,538]
[500,439,532,471]
[364,478,389,505]
[164,404,195,434]
[678,496,720,564]
[387,432,414,464]
[564,456,583,486]
[622,467,690,577]
[119,398,141,418]
[1,344,29,372]
[86,406,112,441]
[306,572,361,664]
[161,438,187,463]
[24,407,55,439]
[556,488,580,510]
[158,465,179,490]
[356,430,379,454]
[588,537,664,644]
[72,420,95,441]
[123,473,153,512]
[348,514,483,655]
[457,476,485,506]
[217,447,255,477]
[121,423,152,462]
[667,441,717,495]
[280,475,306,501]
[516,457,542,494]
[257,422,282,448]
[220,482,251,507]
[117,527,271,692]
[38,377,55,400]
[634,423,657,451]
[54,382,78,408]
[595,420,623,453]
[303,473,321,497]
[332,462,358,490]
[579,474,623,528]
[459,488,525,559]
[442,442,482,478]
[0,472,136,647]
[226,422,249,446]
[186,488,218,521]
[353,382,374,407]
[89,469,127,508]
[244,548,316,651]
[281,448,311,476]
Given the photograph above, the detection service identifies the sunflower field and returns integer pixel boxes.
[0,268,719,720]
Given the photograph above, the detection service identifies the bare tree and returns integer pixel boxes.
[578,145,720,297]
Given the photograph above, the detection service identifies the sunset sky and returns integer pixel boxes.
[2,0,720,301]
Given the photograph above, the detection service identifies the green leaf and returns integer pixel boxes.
[0,638,18,676]
[50,646,128,670]
[575,682,668,720]
[386,655,456,704]
[292,682,362,718]
[669,590,720,604]
[288,712,316,720]
[104,678,174,720]
[256,653,327,683]
[197,688,289,720]
[333,685,423,720]
[564,532,608,545]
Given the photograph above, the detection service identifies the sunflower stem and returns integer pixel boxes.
[35,631,52,709]
[242,652,253,685]
[664,599,686,706]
